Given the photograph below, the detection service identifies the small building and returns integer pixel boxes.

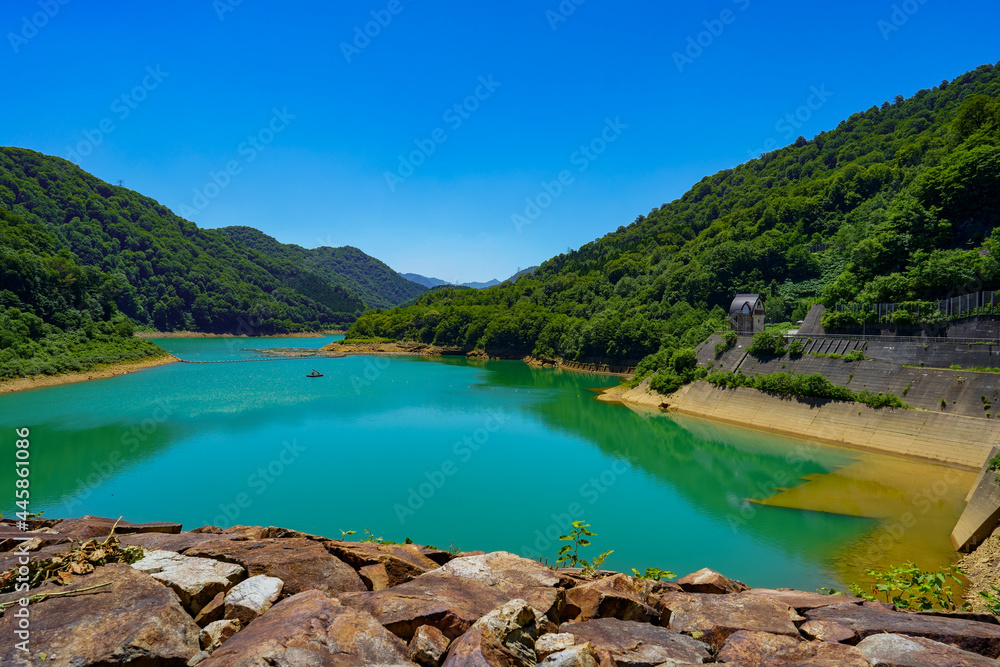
[729,294,765,334]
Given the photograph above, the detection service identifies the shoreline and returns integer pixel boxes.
[135,330,341,339]
[600,379,993,470]
[0,354,179,395]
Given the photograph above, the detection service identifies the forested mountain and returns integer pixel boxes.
[349,63,1000,388]
[218,226,425,309]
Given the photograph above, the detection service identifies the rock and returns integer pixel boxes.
[806,602,1000,657]
[360,562,392,590]
[200,618,241,652]
[432,551,570,620]
[559,617,711,666]
[536,633,578,659]
[194,591,226,627]
[340,572,508,641]
[798,619,855,643]
[677,567,748,595]
[716,630,802,666]
[747,588,864,612]
[0,563,200,666]
[186,537,365,597]
[119,531,225,553]
[409,624,451,666]
[200,589,415,666]
[563,573,657,623]
[224,574,283,625]
[419,546,455,566]
[189,525,224,534]
[132,549,246,615]
[659,591,802,650]
[55,515,182,541]
[325,539,443,587]
[541,643,602,666]
[188,650,211,665]
[442,599,539,666]
[856,632,999,666]
[759,641,871,666]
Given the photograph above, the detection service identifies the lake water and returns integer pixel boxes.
[0,335,974,591]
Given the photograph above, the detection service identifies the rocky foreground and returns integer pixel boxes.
[3,518,1000,666]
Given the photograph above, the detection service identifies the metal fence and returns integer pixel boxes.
[835,290,1000,322]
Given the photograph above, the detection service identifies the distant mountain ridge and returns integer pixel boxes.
[402,267,537,290]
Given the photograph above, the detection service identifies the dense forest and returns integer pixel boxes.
[348,63,1000,390]
[218,226,425,310]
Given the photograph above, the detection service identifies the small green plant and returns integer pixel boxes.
[848,562,965,611]
[941,398,947,409]
[978,584,1000,616]
[787,339,805,357]
[631,567,676,581]
[951,364,962,370]
[360,528,394,544]
[902,382,912,397]
[556,521,614,577]
[843,349,867,362]
[847,373,854,384]
[339,529,356,540]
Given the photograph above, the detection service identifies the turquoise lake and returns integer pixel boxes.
[0,336,972,590]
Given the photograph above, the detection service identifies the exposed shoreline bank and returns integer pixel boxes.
[599,378,996,470]
[135,330,342,339]
[0,354,179,395]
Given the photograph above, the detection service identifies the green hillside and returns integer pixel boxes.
[0,148,367,335]
[218,226,426,309]
[349,62,1000,391]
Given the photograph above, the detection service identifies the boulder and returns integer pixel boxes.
[677,567,748,595]
[131,549,246,615]
[659,591,802,650]
[441,599,539,666]
[747,588,864,612]
[185,537,365,597]
[806,602,1000,657]
[798,619,855,643]
[408,624,451,666]
[558,617,711,666]
[540,643,602,666]
[119,531,225,553]
[0,563,200,666]
[563,573,657,623]
[325,539,443,587]
[194,592,226,627]
[200,589,415,666]
[55,515,181,541]
[360,562,392,591]
[716,630,802,667]
[857,632,999,666]
[224,574,283,625]
[536,633,578,659]
[340,573,507,641]
[759,641,871,666]
[200,619,241,652]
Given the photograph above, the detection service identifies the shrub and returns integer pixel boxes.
[787,339,805,357]
[705,370,907,409]
[748,330,787,357]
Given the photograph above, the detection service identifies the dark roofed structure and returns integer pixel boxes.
[729,294,765,334]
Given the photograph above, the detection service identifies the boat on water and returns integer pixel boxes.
[306,369,323,378]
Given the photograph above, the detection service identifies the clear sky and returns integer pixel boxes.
[2,1,998,283]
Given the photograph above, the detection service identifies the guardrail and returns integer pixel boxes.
[711,330,1000,345]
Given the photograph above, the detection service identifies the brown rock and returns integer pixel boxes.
[419,546,455,565]
[563,573,657,623]
[340,574,507,641]
[536,632,577,659]
[325,539,442,587]
[747,588,864,612]
[55,515,182,541]
[541,643,602,666]
[360,562,392,590]
[194,591,226,627]
[189,525,224,534]
[558,617,711,666]
[799,619,855,643]
[200,618,241,652]
[677,567,748,595]
[409,624,451,666]
[716,630,802,667]
[119,531,224,552]
[856,632,999,666]
[185,537,365,597]
[441,599,538,667]
[659,591,802,650]
[806,603,1000,657]
[760,640,870,666]
[0,563,200,666]
[200,589,415,666]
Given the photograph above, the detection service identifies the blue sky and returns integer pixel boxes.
[2,1,998,282]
